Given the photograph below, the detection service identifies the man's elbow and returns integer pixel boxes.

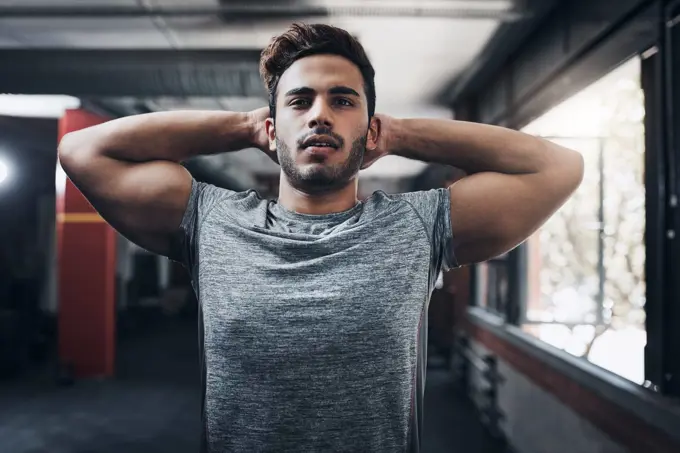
[547,145,584,196]
[58,130,98,173]
[564,148,585,193]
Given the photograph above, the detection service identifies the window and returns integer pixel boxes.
[519,57,646,383]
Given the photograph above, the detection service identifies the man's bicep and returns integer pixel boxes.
[448,171,563,265]
[64,155,194,259]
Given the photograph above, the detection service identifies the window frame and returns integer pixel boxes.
[662,0,680,397]
[468,0,680,397]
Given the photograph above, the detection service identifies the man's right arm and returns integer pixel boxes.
[58,109,268,259]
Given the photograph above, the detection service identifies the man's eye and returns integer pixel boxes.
[336,98,352,106]
[291,99,310,107]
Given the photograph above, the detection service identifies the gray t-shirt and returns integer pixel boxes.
[175,178,457,453]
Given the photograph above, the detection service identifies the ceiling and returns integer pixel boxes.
[0,0,531,188]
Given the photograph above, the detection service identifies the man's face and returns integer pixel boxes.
[265,54,379,194]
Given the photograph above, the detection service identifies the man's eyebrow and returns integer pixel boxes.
[284,87,315,97]
[284,86,361,97]
[329,86,360,97]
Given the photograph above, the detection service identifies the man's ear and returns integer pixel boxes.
[265,117,277,152]
[366,116,381,151]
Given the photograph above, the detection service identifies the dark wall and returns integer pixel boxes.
[0,115,57,377]
[0,115,57,291]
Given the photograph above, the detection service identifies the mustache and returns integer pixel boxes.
[296,127,345,149]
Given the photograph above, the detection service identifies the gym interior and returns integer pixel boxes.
[1,1,680,452]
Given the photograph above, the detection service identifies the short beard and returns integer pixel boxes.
[277,135,366,195]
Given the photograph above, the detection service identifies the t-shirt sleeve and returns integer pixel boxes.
[170,178,232,270]
[399,188,458,275]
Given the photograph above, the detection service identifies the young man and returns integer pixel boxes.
[58,23,583,453]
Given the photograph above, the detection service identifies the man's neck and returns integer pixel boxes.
[277,175,359,215]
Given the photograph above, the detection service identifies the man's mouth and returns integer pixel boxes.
[301,135,340,151]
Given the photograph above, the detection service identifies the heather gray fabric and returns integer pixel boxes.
[175,178,457,453]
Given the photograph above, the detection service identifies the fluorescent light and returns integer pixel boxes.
[322,0,512,10]
[0,158,9,185]
[0,95,81,119]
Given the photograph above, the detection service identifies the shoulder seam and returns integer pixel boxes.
[199,187,225,229]
[398,195,435,249]
[207,188,261,227]
[187,184,225,253]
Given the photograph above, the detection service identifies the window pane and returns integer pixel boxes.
[524,138,602,325]
[520,57,646,384]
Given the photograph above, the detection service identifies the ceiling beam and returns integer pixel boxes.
[437,0,563,106]
[0,49,265,97]
[0,4,526,21]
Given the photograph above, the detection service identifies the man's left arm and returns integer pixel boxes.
[382,116,584,266]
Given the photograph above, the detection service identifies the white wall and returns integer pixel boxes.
[469,339,626,453]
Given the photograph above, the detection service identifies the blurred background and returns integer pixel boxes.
[1,1,680,452]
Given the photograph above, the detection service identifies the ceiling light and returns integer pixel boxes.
[321,0,512,9]
[0,95,81,119]
[0,159,9,185]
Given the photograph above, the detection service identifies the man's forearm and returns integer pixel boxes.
[389,118,562,175]
[60,110,255,163]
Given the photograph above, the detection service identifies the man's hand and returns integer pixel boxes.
[361,113,394,170]
[248,107,278,164]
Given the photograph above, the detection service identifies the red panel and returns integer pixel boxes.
[57,109,116,378]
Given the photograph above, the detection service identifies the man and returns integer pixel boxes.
[58,23,583,453]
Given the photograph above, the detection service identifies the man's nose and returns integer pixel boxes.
[307,99,333,129]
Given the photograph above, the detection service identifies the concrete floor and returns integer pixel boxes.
[0,315,503,453]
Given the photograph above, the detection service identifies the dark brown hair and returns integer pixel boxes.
[259,23,376,121]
